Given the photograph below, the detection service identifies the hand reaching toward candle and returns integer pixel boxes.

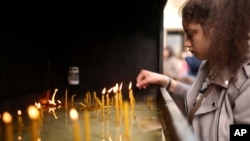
[136,69,178,93]
[136,69,169,89]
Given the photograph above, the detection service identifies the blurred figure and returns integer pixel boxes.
[163,46,182,79]
[179,50,201,84]
[185,54,201,77]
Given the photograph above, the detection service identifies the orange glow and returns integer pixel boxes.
[2,112,12,124]
[28,105,40,120]
[70,108,79,121]
[17,109,22,116]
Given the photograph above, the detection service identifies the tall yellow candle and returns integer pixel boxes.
[17,109,24,140]
[106,93,110,119]
[2,112,14,141]
[113,85,119,124]
[123,102,130,141]
[70,108,81,141]
[17,110,24,129]
[129,82,135,118]
[107,88,113,104]
[107,88,113,118]
[84,111,91,141]
[102,88,106,120]
[119,82,123,113]
[27,105,40,141]
[36,103,44,128]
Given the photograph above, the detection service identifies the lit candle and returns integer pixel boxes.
[17,109,24,140]
[28,105,40,141]
[102,87,106,120]
[36,103,44,127]
[83,110,91,141]
[119,82,123,113]
[107,88,113,119]
[106,93,109,118]
[2,112,14,141]
[113,85,119,124]
[123,102,130,141]
[17,110,24,129]
[70,108,81,141]
[129,82,135,118]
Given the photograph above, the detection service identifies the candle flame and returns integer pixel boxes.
[107,88,113,93]
[2,112,12,123]
[17,109,22,116]
[129,81,132,89]
[119,82,123,91]
[36,103,41,109]
[113,85,118,93]
[102,87,106,94]
[28,105,40,120]
[70,108,79,121]
[18,135,22,140]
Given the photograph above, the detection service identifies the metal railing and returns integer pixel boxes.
[158,87,200,141]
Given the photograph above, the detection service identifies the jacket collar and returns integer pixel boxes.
[200,60,233,89]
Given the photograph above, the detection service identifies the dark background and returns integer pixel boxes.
[0,0,168,104]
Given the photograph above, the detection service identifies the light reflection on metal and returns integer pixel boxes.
[48,88,58,105]
[48,107,58,119]
[71,94,77,107]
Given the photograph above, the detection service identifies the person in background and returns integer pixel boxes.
[136,0,250,141]
[163,46,183,79]
[185,54,200,77]
[181,50,201,82]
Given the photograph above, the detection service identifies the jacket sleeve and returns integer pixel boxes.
[172,81,190,97]
[233,64,250,123]
[233,80,250,123]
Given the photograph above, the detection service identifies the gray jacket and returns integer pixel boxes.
[173,60,250,141]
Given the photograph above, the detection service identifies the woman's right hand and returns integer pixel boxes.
[136,69,169,89]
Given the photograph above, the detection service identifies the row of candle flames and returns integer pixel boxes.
[0,82,153,141]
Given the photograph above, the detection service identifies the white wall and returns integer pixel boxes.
[163,0,186,52]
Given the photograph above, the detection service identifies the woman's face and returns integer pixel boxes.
[182,21,212,60]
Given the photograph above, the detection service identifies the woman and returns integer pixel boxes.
[136,0,250,141]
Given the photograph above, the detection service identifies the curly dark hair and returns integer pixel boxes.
[181,0,250,75]
[209,0,250,74]
[181,0,212,35]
